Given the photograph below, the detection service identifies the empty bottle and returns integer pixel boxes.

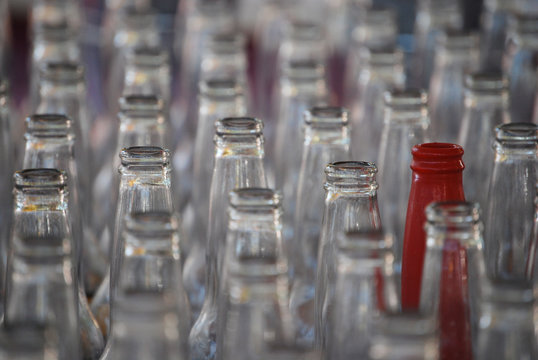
[401,143,465,310]
[100,212,190,360]
[377,90,430,279]
[5,169,80,360]
[328,230,399,360]
[484,123,537,281]
[477,280,536,360]
[503,13,538,123]
[458,73,509,208]
[183,79,246,316]
[190,117,267,360]
[314,161,383,350]
[420,201,487,360]
[350,46,405,163]
[428,31,480,143]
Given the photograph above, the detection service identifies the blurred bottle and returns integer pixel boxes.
[92,146,175,337]
[31,0,82,32]
[182,79,246,317]
[0,325,57,360]
[503,13,538,123]
[377,90,430,281]
[190,117,267,360]
[0,80,11,309]
[411,0,463,89]
[350,47,405,163]
[5,169,80,360]
[477,280,536,360]
[100,212,190,360]
[428,31,480,143]
[458,73,509,209]
[328,230,399,360]
[314,161,382,350]
[420,202,487,360]
[484,123,537,281]
[217,188,293,360]
[273,60,328,236]
[22,114,105,359]
[343,6,398,107]
[368,313,439,360]
[401,143,465,310]
[480,0,517,72]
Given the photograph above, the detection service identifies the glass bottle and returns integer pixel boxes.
[313,161,383,350]
[484,123,538,281]
[0,325,57,360]
[401,143,465,310]
[92,146,174,338]
[217,188,293,360]
[477,280,536,360]
[273,60,328,235]
[343,6,398,107]
[350,46,405,163]
[183,79,246,316]
[480,0,516,72]
[367,313,439,360]
[4,169,80,360]
[420,201,487,360]
[0,80,11,306]
[22,114,106,360]
[458,73,509,209]
[503,13,538,124]
[328,230,399,360]
[189,117,267,360]
[101,212,190,360]
[410,0,463,89]
[428,31,480,143]
[377,90,430,280]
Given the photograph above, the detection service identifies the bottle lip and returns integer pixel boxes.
[436,30,479,50]
[325,161,377,180]
[120,146,170,166]
[126,46,169,67]
[207,31,245,54]
[384,89,427,108]
[216,117,263,136]
[495,122,538,142]
[26,114,72,136]
[199,78,243,98]
[124,211,178,237]
[39,61,84,84]
[464,71,508,92]
[337,229,394,254]
[411,143,464,173]
[119,94,163,112]
[285,20,325,42]
[282,59,325,81]
[358,46,404,67]
[304,106,349,127]
[229,188,281,209]
[14,168,67,189]
[33,20,76,40]
[426,201,481,224]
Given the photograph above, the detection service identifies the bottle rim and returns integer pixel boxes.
[304,106,349,127]
[119,94,163,112]
[26,114,72,136]
[464,72,508,92]
[229,188,281,209]
[216,117,263,136]
[411,143,465,173]
[199,78,243,98]
[14,168,67,189]
[206,31,245,54]
[120,146,170,166]
[124,211,178,237]
[39,61,84,84]
[282,59,325,81]
[285,20,325,42]
[436,30,479,50]
[426,201,481,225]
[126,46,169,67]
[358,47,404,67]
[495,122,538,142]
[384,89,427,107]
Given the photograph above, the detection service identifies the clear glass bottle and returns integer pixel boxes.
[343,6,398,107]
[101,212,190,360]
[183,79,246,317]
[313,161,383,351]
[5,169,80,360]
[410,0,463,89]
[420,201,487,360]
[217,188,293,360]
[273,60,328,236]
[377,90,430,280]
[477,280,536,360]
[0,80,11,307]
[484,123,537,281]
[367,313,439,360]
[189,117,267,360]
[503,13,538,123]
[328,230,399,360]
[350,46,405,163]
[428,30,480,143]
[458,72,509,209]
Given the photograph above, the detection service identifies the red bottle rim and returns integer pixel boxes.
[410,143,465,173]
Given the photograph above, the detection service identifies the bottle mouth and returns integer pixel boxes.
[14,168,66,189]
[304,106,349,127]
[120,146,170,166]
[124,211,178,238]
[325,161,377,183]
[426,201,481,225]
[199,78,242,98]
[229,188,281,210]
[216,117,263,136]
[39,61,84,84]
[384,89,427,108]
[437,30,479,50]
[119,94,163,112]
[282,59,325,81]
[464,72,507,93]
[126,46,169,67]
[26,114,71,135]
[359,47,404,67]
[411,143,464,173]
[495,123,538,142]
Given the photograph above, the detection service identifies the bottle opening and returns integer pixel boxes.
[127,46,168,67]
[39,61,84,83]
[305,106,349,127]
[411,143,465,173]
[216,117,263,136]
[199,78,242,98]
[464,72,507,92]
[326,161,377,178]
[120,146,170,166]
[119,94,163,112]
[426,201,481,225]
[384,89,427,108]
[229,188,281,209]
[26,114,71,135]
[14,168,66,189]
[495,123,538,142]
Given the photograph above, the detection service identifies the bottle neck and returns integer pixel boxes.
[214,135,265,157]
[303,124,350,146]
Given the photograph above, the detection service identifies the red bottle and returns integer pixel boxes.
[401,143,465,310]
